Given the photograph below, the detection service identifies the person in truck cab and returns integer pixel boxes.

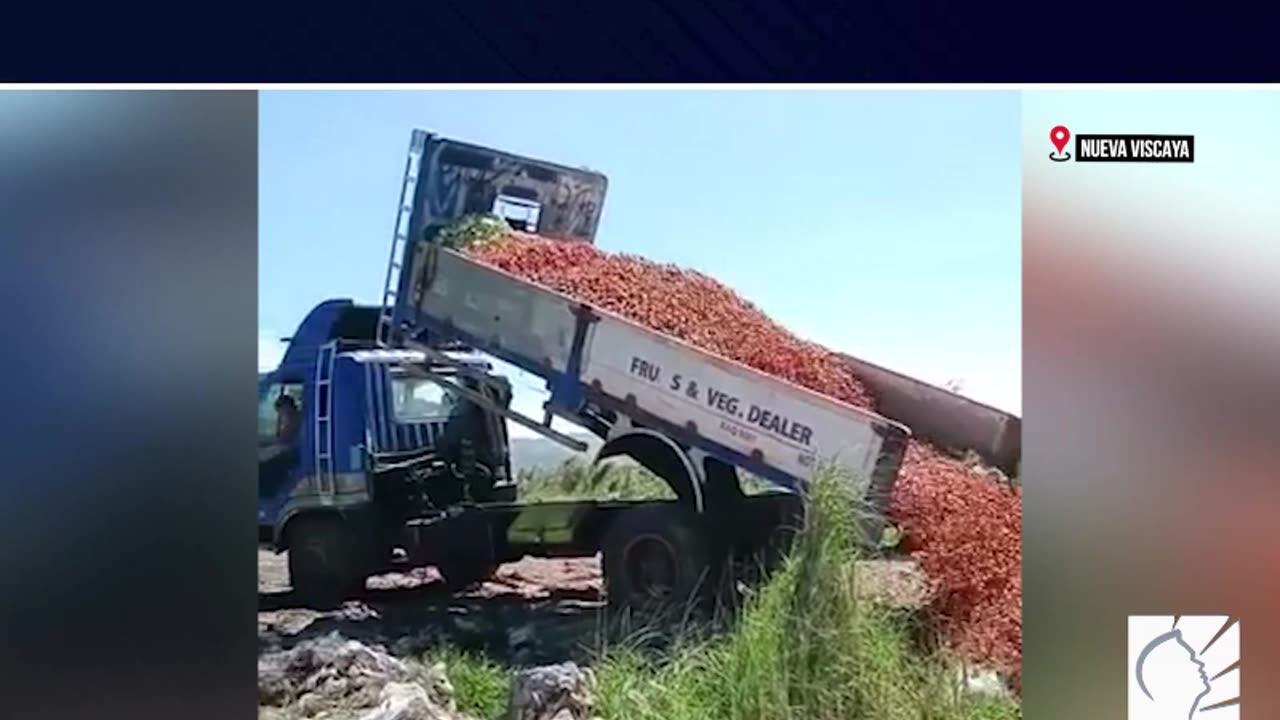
[275,394,300,447]
[258,393,302,501]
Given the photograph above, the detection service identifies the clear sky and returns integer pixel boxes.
[259,90,1022,435]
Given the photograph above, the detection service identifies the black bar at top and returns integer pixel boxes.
[0,0,1277,81]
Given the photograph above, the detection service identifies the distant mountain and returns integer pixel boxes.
[508,433,604,476]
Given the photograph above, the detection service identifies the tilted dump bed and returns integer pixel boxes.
[394,243,911,495]
[838,354,1021,474]
[374,129,912,515]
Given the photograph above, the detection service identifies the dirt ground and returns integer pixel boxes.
[259,551,602,598]
[260,550,610,667]
[258,550,929,667]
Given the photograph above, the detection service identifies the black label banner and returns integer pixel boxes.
[1074,134,1195,163]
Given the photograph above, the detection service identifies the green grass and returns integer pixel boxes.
[518,457,786,504]
[437,213,510,252]
[588,470,1019,720]
[518,458,675,503]
[436,466,1021,720]
[428,647,509,720]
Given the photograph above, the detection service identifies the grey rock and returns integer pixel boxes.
[295,691,329,717]
[506,662,594,720]
[338,601,382,623]
[953,663,1012,701]
[434,663,458,711]
[358,683,453,720]
[259,632,457,716]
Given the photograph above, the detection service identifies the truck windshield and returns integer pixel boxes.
[391,376,463,424]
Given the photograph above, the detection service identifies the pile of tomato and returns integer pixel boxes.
[892,441,1022,677]
[466,233,1022,677]
[470,234,877,410]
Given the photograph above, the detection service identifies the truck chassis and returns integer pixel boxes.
[284,485,803,610]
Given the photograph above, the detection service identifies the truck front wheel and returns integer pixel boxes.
[436,555,498,592]
[602,506,714,614]
[287,514,368,607]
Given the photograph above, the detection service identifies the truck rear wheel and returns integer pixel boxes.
[602,506,713,614]
[287,514,368,607]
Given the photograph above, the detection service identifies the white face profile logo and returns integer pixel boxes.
[1129,615,1240,720]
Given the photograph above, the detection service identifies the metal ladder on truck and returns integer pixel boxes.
[312,340,338,497]
[376,130,429,350]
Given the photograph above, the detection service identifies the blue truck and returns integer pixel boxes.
[258,131,1019,608]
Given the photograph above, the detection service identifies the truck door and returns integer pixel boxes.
[258,379,305,504]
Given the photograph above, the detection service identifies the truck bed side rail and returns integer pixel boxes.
[396,241,910,494]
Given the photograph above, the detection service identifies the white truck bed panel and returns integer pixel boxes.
[581,317,893,484]
[416,248,582,374]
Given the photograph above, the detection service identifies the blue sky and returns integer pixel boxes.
[259,90,1022,434]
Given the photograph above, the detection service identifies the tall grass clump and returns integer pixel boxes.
[591,468,1020,720]
[425,647,508,720]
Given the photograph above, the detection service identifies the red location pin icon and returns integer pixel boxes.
[1050,126,1071,155]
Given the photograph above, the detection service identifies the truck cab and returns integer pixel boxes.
[258,299,515,600]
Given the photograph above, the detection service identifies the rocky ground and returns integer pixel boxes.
[259,551,932,719]
[258,630,596,720]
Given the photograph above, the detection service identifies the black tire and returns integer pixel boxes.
[434,513,498,592]
[602,506,714,614]
[760,499,805,574]
[287,514,367,607]
[436,555,498,592]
